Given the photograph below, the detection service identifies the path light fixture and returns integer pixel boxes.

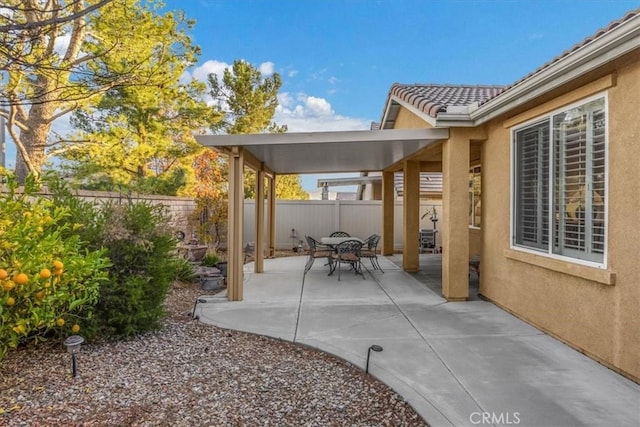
[63,335,84,378]
[192,298,208,319]
[365,344,383,374]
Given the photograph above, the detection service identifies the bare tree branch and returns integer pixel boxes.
[0,0,115,32]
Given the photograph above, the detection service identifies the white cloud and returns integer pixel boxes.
[328,76,338,85]
[287,70,298,78]
[275,92,370,132]
[305,96,333,117]
[192,59,231,82]
[184,59,372,133]
[259,61,274,75]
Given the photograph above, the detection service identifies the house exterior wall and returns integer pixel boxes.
[391,108,481,258]
[480,51,640,381]
[394,107,431,128]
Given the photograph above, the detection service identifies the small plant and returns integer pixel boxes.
[172,257,196,283]
[201,253,220,267]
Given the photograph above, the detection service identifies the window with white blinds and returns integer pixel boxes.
[513,97,606,265]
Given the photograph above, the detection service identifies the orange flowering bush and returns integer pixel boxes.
[0,171,110,359]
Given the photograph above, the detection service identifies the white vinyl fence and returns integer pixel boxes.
[244,199,442,251]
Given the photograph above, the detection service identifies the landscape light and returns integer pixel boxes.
[192,298,208,319]
[63,335,84,378]
[365,344,383,374]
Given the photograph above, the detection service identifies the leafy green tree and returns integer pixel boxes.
[208,60,287,135]
[0,0,215,185]
[56,2,219,194]
[207,59,307,200]
[276,175,309,200]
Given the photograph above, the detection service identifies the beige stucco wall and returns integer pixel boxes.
[394,108,433,129]
[480,52,640,381]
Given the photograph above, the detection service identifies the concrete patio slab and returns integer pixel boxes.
[196,255,640,427]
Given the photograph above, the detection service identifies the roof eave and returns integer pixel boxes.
[434,112,475,127]
[471,13,640,125]
[381,95,437,128]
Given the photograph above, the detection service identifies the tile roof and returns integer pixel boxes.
[390,84,505,118]
[480,7,640,106]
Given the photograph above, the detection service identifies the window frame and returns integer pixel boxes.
[510,93,608,269]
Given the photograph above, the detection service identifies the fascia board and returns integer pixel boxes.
[388,95,438,127]
[434,113,475,127]
[471,14,640,125]
[195,128,448,147]
[379,93,395,129]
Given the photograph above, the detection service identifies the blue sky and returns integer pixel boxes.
[163,0,637,192]
[4,0,639,192]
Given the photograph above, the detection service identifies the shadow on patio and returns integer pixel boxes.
[195,255,640,427]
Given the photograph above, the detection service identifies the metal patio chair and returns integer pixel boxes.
[330,239,364,281]
[360,234,383,272]
[329,231,351,238]
[303,235,333,284]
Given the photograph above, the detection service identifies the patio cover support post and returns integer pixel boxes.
[382,170,395,255]
[267,174,276,257]
[441,130,471,301]
[228,146,244,301]
[255,169,265,273]
[403,160,420,272]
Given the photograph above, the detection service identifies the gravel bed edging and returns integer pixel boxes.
[0,282,428,426]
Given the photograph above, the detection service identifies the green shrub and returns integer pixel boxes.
[172,257,197,283]
[201,253,220,267]
[88,200,180,338]
[0,171,110,359]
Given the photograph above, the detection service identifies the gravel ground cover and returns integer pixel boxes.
[1,281,428,426]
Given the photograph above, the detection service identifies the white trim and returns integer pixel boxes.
[196,128,449,175]
[196,128,447,147]
[386,96,437,127]
[509,92,609,269]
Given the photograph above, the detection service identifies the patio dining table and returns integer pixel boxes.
[320,236,364,247]
[320,237,366,280]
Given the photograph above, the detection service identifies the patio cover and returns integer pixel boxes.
[195,127,449,301]
[195,128,449,174]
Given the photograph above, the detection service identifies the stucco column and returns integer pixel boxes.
[267,175,276,257]
[227,147,244,301]
[442,131,470,301]
[382,170,395,255]
[403,161,420,271]
[254,169,265,273]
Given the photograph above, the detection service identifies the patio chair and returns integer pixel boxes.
[329,231,350,237]
[360,234,383,272]
[303,236,333,284]
[330,239,364,281]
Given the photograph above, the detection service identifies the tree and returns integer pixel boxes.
[0,1,115,33]
[59,18,220,194]
[275,175,309,200]
[190,149,228,246]
[208,60,287,135]
[207,59,307,199]
[0,0,211,183]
